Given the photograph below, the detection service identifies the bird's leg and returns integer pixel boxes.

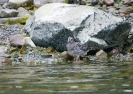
[75,56,80,61]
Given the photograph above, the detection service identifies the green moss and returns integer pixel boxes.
[5,18,11,25]
[65,0,69,3]
[25,5,34,10]
[34,7,38,11]
[5,16,30,25]
[18,16,30,24]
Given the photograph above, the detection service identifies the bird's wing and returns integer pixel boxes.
[77,42,89,51]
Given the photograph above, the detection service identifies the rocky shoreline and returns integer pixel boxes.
[0,0,133,65]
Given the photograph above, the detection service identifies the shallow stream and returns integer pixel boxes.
[0,60,133,94]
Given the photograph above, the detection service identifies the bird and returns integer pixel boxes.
[66,37,89,61]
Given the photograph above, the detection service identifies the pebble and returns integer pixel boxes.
[91,0,99,6]
[103,0,114,6]
[108,49,119,56]
[0,46,8,54]
[119,6,133,14]
[2,58,12,66]
[129,13,133,17]
[122,0,132,5]
[10,34,25,47]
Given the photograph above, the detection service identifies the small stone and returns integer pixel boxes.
[0,9,18,18]
[2,58,12,66]
[10,34,25,47]
[108,49,119,56]
[17,7,31,17]
[91,0,98,5]
[78,0,86,5]
[122,0,132,5]
[61,51,69,58]
[108,7,116,14]
[119,6,133,14]
[18,56,22,60]
[8,0,33,9]
[95,50,107,60]
[0,46,8,54]
[0,53,11,58]
[103,0,114,6]
[96,50,107,56]
[61,51,73,60]
[129,13,133,17]
[13,54,19,58]
[2,3,13,9]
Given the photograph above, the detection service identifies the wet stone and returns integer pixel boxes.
[91,0,98,5]
[0,53,11,58]
[122,0,132,5]
[0,9,18,18]
[108,49,119,56]
[0,46,8,54]
[119,6,133,14]
[10,34,25,47]
[1,58,12,66]
[129,13,133,17]
[103,0,114,6]
[2,3,13,9]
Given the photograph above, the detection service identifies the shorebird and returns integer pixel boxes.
[66,37,89,61]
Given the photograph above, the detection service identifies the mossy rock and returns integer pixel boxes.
[65,0,69,3]
[18,16,30,24]
[5,16,30,25]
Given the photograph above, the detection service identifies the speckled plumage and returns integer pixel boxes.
[66,37,89,60]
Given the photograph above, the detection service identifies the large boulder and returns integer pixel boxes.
[24,3,131,51]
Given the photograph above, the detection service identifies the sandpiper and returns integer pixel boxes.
[66,37,89,61]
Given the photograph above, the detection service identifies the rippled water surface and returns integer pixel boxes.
[0,60,133,94]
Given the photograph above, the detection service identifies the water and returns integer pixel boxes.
[0,61,133,94]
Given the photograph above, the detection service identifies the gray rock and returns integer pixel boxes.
[2,3,13,9]
[0,9,18,18]
[8,0,33,9]
[17,7,31,17]
[10,34,25,46]
[0,16,29,24]
[0,46,8,54]
[0,0,9,4]
[34,0,66,8]
[24,3,131,51]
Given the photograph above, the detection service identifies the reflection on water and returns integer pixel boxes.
[0,60,133,94]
